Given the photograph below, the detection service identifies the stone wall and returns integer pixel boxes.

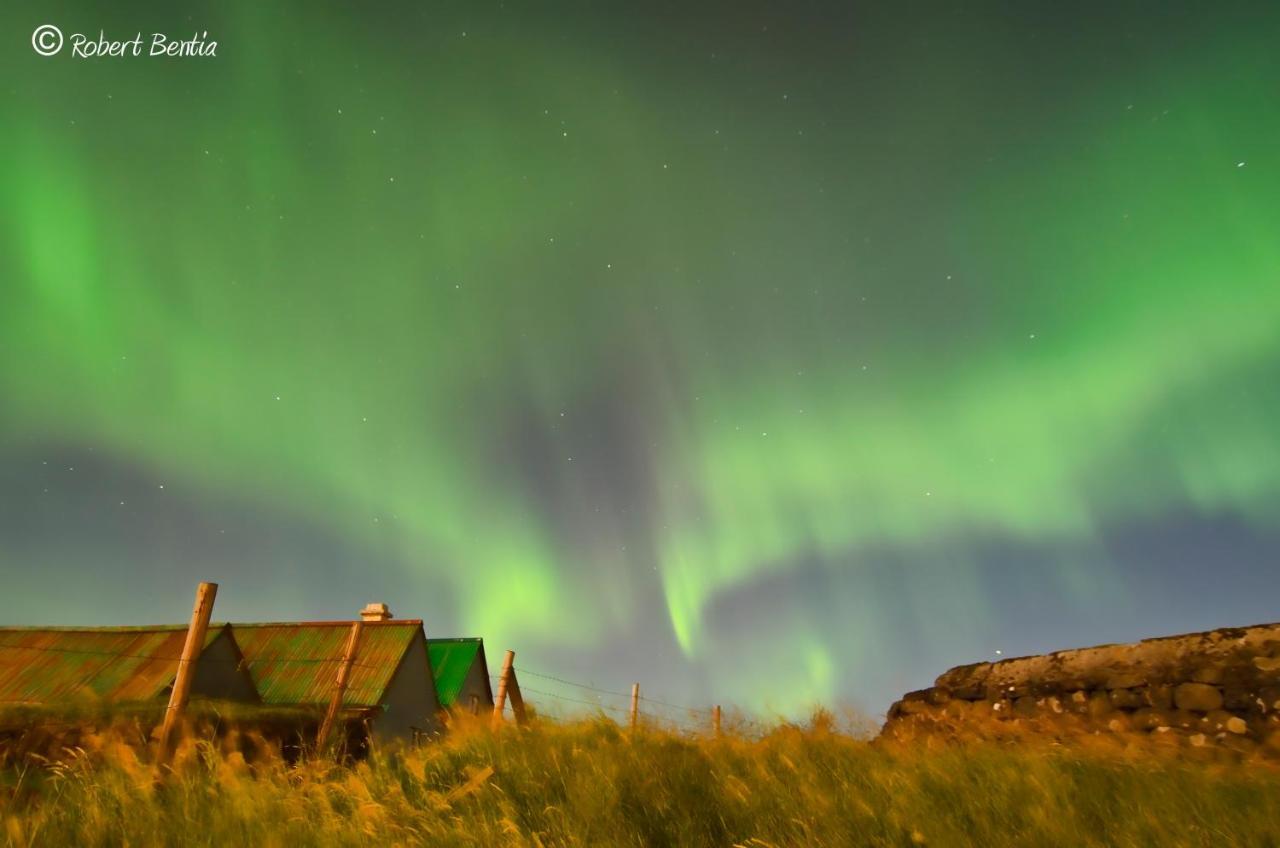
[881,622,1280,758]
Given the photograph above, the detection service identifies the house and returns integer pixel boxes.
[428,637,494,715]
[231,606,444,741]
[0,623,258,707]
[0,603,500,742]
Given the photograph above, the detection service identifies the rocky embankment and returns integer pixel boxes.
[882,622,1280,757]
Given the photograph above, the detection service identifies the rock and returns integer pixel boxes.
[1130,708,1167,731]
[1191,665,1225,685]
[1254,656,1280,674]
[1142,685,1173,711]
[884,621,1280,745]
[1106,716,1131,733]
[1104,672,1145,690]
[1222,687,1256,711]
[1175,683,1224,712]
[1205,710,1237,731]
[1189,733,1208,747]
[1220,662,1259,689]
[1109,688,1143,709]
[934,663,991,699]
[900,699,933,716]
[986,683,1025,702]
[1257,687,1280,713]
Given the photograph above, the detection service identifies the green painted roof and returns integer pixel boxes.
[233,621,421,708]
[0,625,227,704]
[428,638,487,707]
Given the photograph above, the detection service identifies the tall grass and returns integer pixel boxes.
[2,711,1278,847]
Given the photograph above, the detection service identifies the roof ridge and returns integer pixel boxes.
[0,624,194,632]
[230,620,423,627]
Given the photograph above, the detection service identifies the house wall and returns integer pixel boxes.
[456,655,494,715]
[371,630,443,742]
[189,630,260,704]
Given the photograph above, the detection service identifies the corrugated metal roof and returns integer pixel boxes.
[0,625,226,704]
[233,621,421,708]
[428,638,486,707]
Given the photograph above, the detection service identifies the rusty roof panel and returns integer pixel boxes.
[0,626,225,705]
[232,621,420,708]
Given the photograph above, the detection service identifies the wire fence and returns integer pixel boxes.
[496,664,718,730]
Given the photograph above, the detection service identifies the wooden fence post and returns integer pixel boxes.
[317,621,363,752]
[158,582,217,761]
[507,666,527,726]
[492,650,515,727]
[492,650,528,727]
[629,683,640,733]
[713,704,722,737]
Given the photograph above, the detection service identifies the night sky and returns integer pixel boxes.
[2,1,1278,720]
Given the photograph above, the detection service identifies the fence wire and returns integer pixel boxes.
[496,665,714,726]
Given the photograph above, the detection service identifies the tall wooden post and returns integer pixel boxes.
[712,704,722,737]
[507,666,527,726]
[317,621,363,752]
[629,683,640,733]
[492,649,515,726]
[158,581,217,760]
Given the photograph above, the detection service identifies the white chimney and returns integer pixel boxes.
[360,602,393,622]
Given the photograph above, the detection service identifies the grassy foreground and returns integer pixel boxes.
[2,712,1279,847]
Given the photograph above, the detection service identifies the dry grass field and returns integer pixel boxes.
[2,710,1279,847]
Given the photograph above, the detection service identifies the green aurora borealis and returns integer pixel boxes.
[2,1,1279,715]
